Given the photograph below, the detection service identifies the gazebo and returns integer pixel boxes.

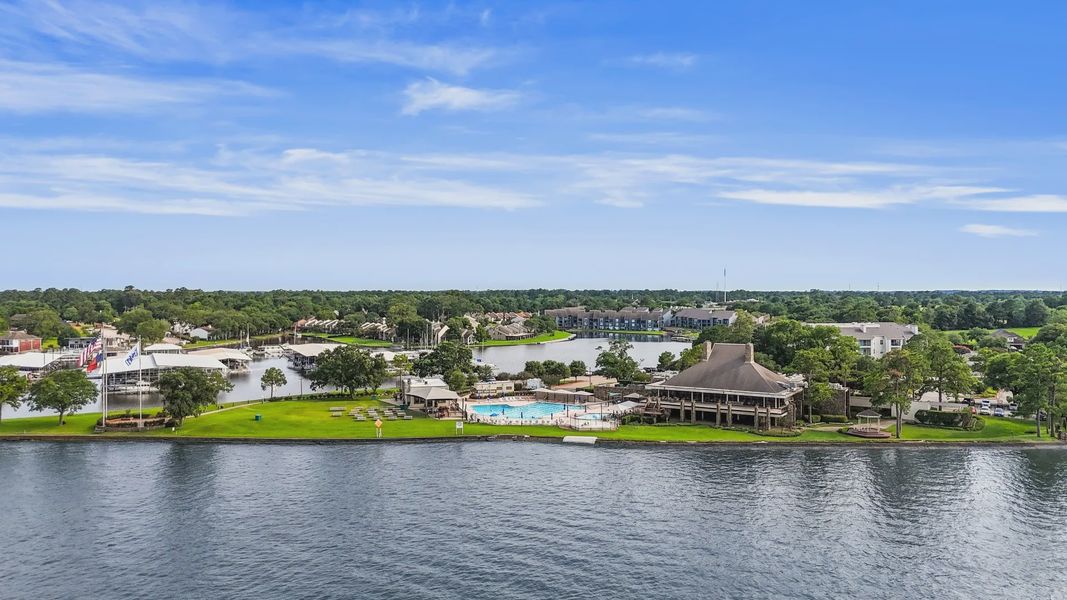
[847,409,891,438]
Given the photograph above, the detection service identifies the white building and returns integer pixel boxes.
[819,322,920,358]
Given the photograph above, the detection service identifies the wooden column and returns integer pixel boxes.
[691,395,696,424]
[715,402,721,426]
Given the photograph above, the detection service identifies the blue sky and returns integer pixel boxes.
[2,0,1066,291]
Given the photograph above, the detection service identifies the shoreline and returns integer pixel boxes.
[2,433,1062,448]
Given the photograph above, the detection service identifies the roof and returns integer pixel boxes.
[0,352,60,369]
[188,348,253,362]
[1,330,41,341]
[144,343,183,353]
[290,343,343,358]
[672,308,736,320]
[623,392,646,399]
[406,386,459,401]
[857,409,882,418]
[819,322,919,340]
[992,329,1025,341]
[89,353,228,377]
[660,343,798,396]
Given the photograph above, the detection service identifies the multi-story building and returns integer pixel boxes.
[0,330,42,354]
[543,307,668,331]
[666,308,738,329]
[819,322,920,358]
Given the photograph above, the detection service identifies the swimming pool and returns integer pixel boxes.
[470,402,583,420]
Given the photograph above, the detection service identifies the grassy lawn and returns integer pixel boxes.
[183,333,284,349]
[1,400,1053,444]
[893,416,1042,441]
[300,333,393,347]
[941,327,1041,341]
[473,330,573,346]
[1006,327,1041,339]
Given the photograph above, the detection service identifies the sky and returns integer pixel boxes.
[2,0,1066,291]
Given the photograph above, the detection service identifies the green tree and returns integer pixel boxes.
[309,346,374,397]
[157,367,234,425]
[524,360,545,377]
[446,368,468,393]
[912,335,976,409]
[135,318,170,345]
[412,341,473,377]
[789,347,832,421]
[595,339,649,383]
[1014,344,1067,438]
[865,348,926,439]
[0,365,29,423]
[657,351,675,370]
[568,360,588,378]
[260,367,287,400]
[365,354,389,396]
[392,353,412,378]
[116,307,155,335]
[1024,299,1050,327]
[27,369,98,425]
[540,360,570,386]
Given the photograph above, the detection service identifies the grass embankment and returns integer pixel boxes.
[0,399,1052,444]
[568,329,667,336]
[474,331,573,347]
[184,333,285,349]
[943,327,1041,341]
[299,333,393,347]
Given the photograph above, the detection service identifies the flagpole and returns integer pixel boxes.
[137,337,143,426]
[101,336,108,429]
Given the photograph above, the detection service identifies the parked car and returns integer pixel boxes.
[1009,403,1018,412]
[979,406,992,416]
[993,407,1005,417]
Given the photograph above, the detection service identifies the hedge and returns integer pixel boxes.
[821,414,849,423]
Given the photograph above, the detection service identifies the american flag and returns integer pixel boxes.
[78,336,103,371]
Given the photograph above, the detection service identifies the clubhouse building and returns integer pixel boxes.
[645,342,802,429]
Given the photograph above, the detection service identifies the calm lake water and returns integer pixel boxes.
[1,442,1065,599]
[4,335,688,419]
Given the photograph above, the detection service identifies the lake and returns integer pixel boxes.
[1,442,1065,599]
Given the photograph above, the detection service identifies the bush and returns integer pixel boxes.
[970,417,985,431]
[915,410,965,427]
[808,415,822,424]
[821,414,849,423]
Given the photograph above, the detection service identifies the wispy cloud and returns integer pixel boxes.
[596,198,644,209]
[0,59,271,113]
[962,194,1067,212]
[627,52,698,70]
[402,79,521,115]
[0,0,504,75]
[960,224,1038,238]
[0,145,540,216]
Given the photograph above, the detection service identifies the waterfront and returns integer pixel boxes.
[3,334,687,419]
[1,443,1065,599]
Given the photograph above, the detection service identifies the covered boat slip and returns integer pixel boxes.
[88,353,229,389]
[645,342,803,429]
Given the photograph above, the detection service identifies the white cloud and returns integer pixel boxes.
[960,224,1038,238]
[587,132,720,145]
[627,52,698,70]
[0,146,540,216]
[631,106,711,121]
[963,194,1067,212]
[596,198,644,208]
[401,79,521,115]
[0,1,503,75]
[717,189,915,209]
[0,60,271,113]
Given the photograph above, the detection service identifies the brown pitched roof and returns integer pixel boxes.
[661,342,796,395]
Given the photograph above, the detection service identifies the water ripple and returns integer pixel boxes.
[1,442,1066,599]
